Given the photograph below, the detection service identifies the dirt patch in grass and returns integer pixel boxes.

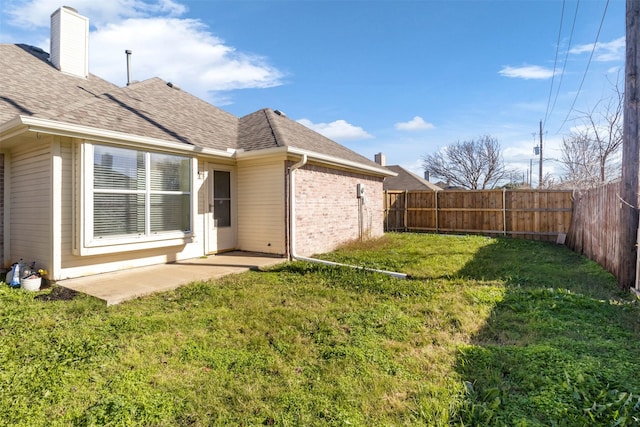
[35,286,80,301]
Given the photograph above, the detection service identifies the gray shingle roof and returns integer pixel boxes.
[1,43,387,174]
[0,44,118,124]
[238,109,280,152]
[239,108,383,168]
[383,165,440,191]
[0,44,238,150]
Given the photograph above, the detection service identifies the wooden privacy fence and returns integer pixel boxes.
[565,181,622,281]
[384,189,573,242]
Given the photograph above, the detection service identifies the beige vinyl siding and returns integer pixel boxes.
[237,159,285,254]
[197,158,206,217]
[60,138,74,267]
[9,141,52,268]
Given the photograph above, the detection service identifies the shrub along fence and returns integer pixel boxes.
[384,189,573,243]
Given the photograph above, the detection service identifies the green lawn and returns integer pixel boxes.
[1,233,639,426]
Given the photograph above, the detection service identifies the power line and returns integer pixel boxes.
[557,0,610,133]
[543,0,565,127]
[545,0,580,130]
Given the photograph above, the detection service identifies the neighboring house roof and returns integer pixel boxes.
[0,43,391,176]
[434,181,464,190]
[383,165,440,191]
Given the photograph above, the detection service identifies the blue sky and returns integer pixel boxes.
[0,0,625,184]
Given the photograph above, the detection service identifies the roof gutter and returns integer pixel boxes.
[287,153,407,279]
[238,145,397,177]
[6,115,235,159]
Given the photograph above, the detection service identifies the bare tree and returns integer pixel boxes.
[539,172,558,189]
[559,130,601,188]
[422,135,509,189]
[559,81,623,188]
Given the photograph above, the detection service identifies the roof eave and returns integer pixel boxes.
[3,116,397,176]
[14,116,235,159]
[0,116,29,141]
[237,146,396,177]
[288,147,396,177]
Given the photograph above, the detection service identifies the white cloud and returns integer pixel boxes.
[297,118,374,142]
[90,18,283,94]
[5,1,284,102]
[570,36,625,62]
[6,0,187,28]
[403,159,426,176]
[499,65,555,80]
[394,116,435,131]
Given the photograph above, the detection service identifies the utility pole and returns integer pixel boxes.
[538,120,543,188]
[619,0,640,290]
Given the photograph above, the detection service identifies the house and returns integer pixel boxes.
[373,153,440,191]
[0,7,394,281]
[434,181,465,190]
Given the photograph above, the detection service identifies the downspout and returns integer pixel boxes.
[288,154,307,259]
[287,155,407,280]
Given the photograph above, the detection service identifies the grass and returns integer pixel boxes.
[1,233,640,425]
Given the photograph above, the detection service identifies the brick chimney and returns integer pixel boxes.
[374,152,386,166]
[50,6,89,78]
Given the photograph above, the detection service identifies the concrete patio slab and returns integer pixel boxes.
[56,251,287,306]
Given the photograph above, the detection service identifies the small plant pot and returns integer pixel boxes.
[21,277,41,292]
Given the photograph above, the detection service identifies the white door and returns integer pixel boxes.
[206,167,236,253]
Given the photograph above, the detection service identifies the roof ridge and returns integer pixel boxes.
[263,108,285,147]
[123,76,164,89]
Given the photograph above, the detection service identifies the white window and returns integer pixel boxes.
[78,143,193,255]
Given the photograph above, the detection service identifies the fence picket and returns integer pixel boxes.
[384,189,573,242]
[565,182,621,281]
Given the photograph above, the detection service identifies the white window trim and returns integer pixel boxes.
[74,141,195,256]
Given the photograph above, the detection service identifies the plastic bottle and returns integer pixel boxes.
[9,259,22,288]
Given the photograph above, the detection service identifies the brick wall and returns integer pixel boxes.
[293,163,384,256]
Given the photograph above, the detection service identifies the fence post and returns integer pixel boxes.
[384,190,388,231]
[619,0,640,290]
[435,190,439,233]
[503,189,507,236]
[403,190,408,232]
